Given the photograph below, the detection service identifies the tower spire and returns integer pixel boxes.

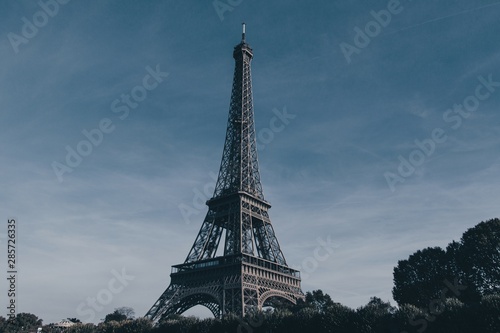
[213,21,262,200]
[242,22,246,42]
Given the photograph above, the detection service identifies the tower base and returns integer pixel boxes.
[146,254,304,321]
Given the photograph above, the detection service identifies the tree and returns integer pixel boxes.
[456,218,500,296]
[157,314,201,333]
[354,297,395,333]
[427,298,468,333]
[291,289,335,314]
[104,307,134,323]
[393,218,500,308]
[2,313,43,333]
[116,318,153,333]
[393,247,454,307]
[116,306,135,319]
[104,311,127,323]
[393,303,426,333]
[272,290,355,333]
[320,303,355,333]
[282,307,321,333]
[445,240,480,303]
[62,323,97,333]
[477,294,500,332]
[305,289,335,312]
[99,320,122,333]
[67,317,82,323]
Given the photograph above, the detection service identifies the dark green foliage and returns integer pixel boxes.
[1,293,499,333]
[318,303,355,333]
[393,303,426,333]
[393,218,500,308]
[476,294,500,333]
[154,314,226,333]
[104,307,135,323]
[393,247,455,308]
[104,311,127,323]
[291,289,335,314]
[63,323,97,333]
[425,298,468,333]
[304,289,335,312]
[0,313,42,333]
[458,218,500,296]
[353,297,396,333]
[97,318,153,333]
[66,318,81,323]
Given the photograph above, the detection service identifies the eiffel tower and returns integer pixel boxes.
[145,24,304,321]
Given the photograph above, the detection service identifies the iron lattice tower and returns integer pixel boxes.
[146,24,304,321]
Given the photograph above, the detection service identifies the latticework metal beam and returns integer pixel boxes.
[145,24,304,322]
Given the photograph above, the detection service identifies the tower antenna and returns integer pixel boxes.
[242,22,246,42]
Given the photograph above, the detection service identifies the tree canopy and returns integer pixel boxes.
[103,307,135,323]
[393,218,500,307]
[458,218,500,296]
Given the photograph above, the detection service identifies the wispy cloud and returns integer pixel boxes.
[0,0,499,324]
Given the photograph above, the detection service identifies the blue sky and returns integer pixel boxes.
[1,0,500,324]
